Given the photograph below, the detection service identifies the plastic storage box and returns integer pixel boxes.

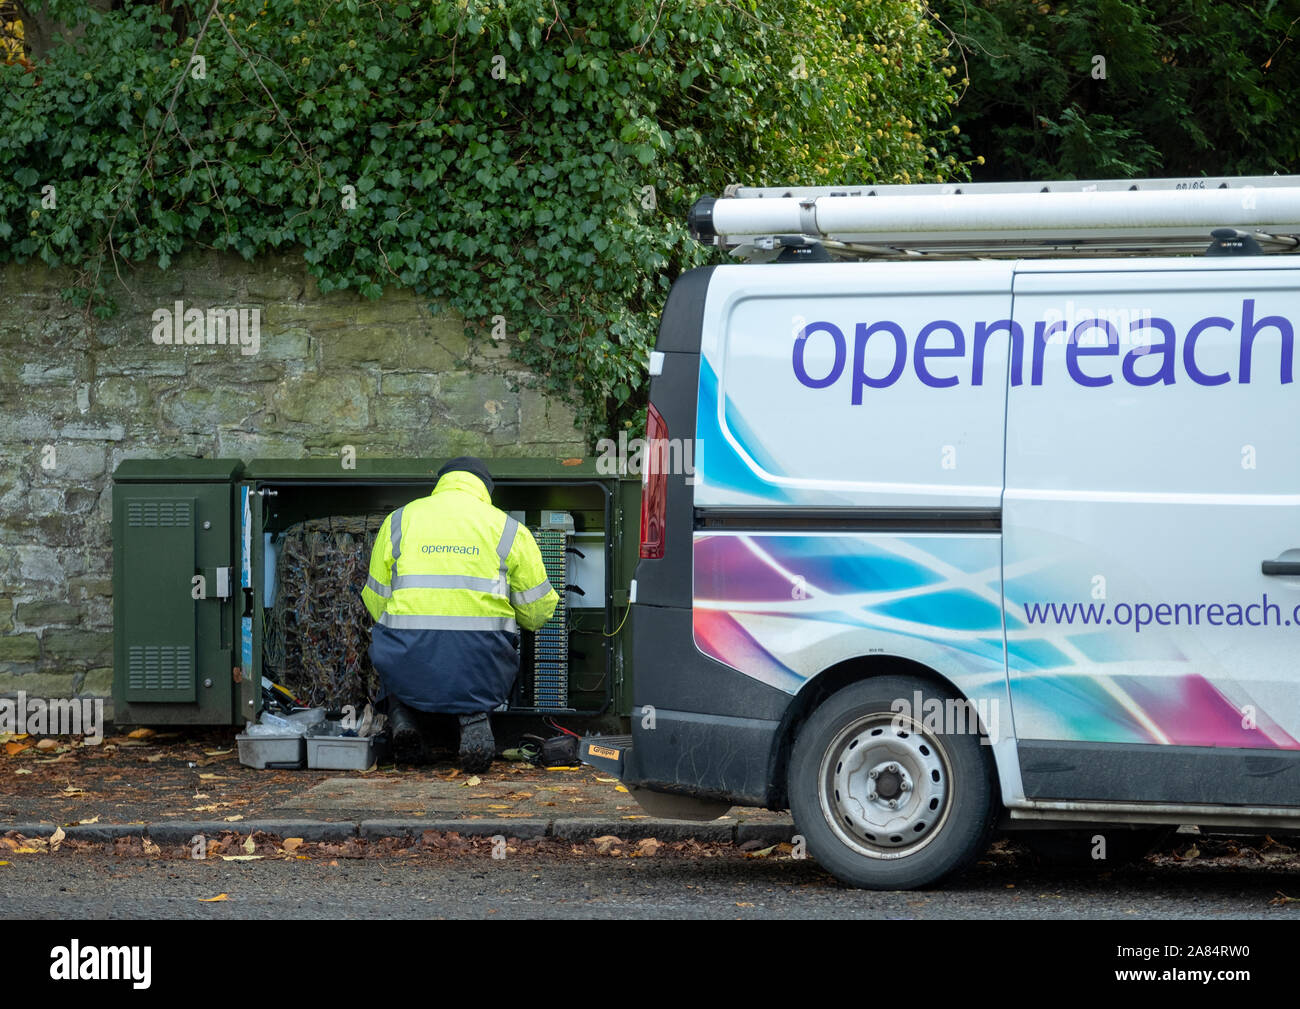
[236,733,305,769]
[306,735,378,770]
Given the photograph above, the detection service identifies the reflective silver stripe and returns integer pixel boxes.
[391,573,508,595]
[379,613,518,632]
[495,516,519,575]
[365,575,392,598]
[390,505,405,560]
[510,579,554,607]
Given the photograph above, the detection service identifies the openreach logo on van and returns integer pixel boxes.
[792,298,1294,400]
[151,300,260,356]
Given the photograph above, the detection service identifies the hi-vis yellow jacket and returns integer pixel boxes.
[362,470,559,713]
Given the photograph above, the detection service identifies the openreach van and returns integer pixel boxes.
[581,176,1300,890]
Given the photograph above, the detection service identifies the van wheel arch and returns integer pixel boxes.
[767,656,990,810]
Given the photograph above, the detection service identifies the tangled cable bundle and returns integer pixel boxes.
[264,514,386,710]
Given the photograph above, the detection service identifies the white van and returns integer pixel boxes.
[582,177,1300,889]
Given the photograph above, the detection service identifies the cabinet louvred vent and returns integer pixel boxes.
[127,499,192,528]
[127,644,195,694]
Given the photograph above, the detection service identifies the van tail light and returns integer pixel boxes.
[639,402,668,559]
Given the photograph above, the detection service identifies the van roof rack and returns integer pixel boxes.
[688,176,1300,261]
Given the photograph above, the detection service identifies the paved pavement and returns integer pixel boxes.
[0,726,792,843]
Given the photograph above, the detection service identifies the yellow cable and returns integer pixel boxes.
[601,603,632,637]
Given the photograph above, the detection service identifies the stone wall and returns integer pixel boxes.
[0,249,586,706]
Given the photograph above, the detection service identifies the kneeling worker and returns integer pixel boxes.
[362,457,559,771]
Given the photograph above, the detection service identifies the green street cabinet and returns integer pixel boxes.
[112,456,640,727]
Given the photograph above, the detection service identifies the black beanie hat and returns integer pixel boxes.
[436,456,494,494]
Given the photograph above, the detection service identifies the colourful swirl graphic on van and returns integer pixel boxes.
[695,356,792,505]
[693,532,1299,750]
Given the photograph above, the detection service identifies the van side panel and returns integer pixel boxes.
[693,530,1007,724]
[1004,263,1300,804]
[633,263,1024,806]
[690,266,1017,752]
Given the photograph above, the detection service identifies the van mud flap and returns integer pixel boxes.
[579,735,732,821]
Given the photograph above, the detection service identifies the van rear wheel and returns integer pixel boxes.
[788,676,996,890]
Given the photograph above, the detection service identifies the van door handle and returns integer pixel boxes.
[1262,560,1300,576]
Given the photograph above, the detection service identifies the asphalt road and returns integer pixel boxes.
[3,849,1299,920]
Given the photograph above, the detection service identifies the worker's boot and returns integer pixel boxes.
[457,712,495,773]
[388,697,423,764]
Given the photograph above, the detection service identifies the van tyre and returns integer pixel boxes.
[788,676,997,890]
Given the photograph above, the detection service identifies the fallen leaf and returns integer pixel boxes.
[594,777,618,783]
[744,844,777,859]
[197,893,228,902]
[224,815,244,822]
[243,834,256,854]
[735,902,755,908]
[1270,891,1300,906]
[198,774,230,781]
[191,804,221,813]
[49,826,65,852]
[4,741,31,756]
[282,838,303,852]
[591,835,622,854]
[463,775,482,787]
[77,815,100,825]
[220,855,262,861]
[142,838,161,855]
[14,768,31,775]
[35,739,58,751]
[615,785,629,793]
[140,754,164,763]
[127,728,155,739]
[635,838,661,856]
[203,749,232,756]
[192,793,210,800]
[12,847,41,854]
